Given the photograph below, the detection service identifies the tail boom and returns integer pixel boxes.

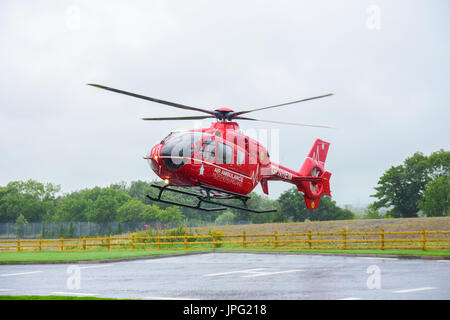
[260,139,331,210]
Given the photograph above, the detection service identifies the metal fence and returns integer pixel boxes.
[1,228,449,252]
[0,221,252,239]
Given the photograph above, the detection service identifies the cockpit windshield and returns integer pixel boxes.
[160,132,205,170]
[164,132,204,155]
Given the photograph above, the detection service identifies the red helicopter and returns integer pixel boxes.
[88,84,333,213]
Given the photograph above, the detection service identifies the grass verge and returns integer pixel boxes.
[0,249,210,263]
[0,295,119,300]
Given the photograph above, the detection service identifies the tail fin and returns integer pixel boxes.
[296,139,332,209]
[299,139,330,175]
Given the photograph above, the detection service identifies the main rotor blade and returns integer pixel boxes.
[87,84,216,116]
[142,116,214,121]
[235,116,334,129]
[229,93,333,118]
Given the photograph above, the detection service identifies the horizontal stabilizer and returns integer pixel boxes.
[322,171,331,196]
[260,178,269,195]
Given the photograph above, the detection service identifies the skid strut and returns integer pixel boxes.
[146,184,277,213]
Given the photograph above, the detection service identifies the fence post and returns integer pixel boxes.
[60,237,64,251]
[17,237,21,252]
[212,233,217,249]
[184,233,188,250]
[131,234,135,250]
[82,237,86,251]
[38,237,42,252]
[243,231,246,249]
[342,230,347,250]
[274,231,278,249]
[421,228,426,250]
[380,229,385,250]
[157,234,161,250]
[307,230,312,249]
[107,235,111,251]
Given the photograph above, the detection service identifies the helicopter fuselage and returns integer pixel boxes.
[145,121,329,205]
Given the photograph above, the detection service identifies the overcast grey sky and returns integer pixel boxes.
[1,1,449,207]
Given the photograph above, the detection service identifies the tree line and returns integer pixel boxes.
[1,148,447,224]
[0,179,353,225]
[369,149,449,218]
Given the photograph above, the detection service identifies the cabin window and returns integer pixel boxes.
[216,142,233,164]
[198,139,216,162]
[236,150,245,165]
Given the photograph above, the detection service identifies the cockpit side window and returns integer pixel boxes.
[236,149,245,165]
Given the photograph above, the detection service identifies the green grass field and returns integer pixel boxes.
[0,247,449,263]
[1,217,449,263]
[190,217,450,236]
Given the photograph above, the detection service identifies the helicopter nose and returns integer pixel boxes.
[147,144,161,172]
[160,142,187,171]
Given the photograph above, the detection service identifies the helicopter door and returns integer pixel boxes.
[216,141,233,165]
[196,138,216,163]
[192,137,216,180]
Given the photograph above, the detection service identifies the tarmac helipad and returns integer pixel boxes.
[1,252,449,300]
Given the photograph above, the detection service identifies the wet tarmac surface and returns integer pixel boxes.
[1,252,449,300]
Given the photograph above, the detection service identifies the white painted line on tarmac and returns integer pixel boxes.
[133,258,179,263]
[0,289,14,292]
[437,260,450,263]
[204,268,265,277]
[337,297,362,300]
[144,296,200,300]
[0,271,43,277]
[393,287,436,294]
[358,257,398,261]
[241,269,303,278]
[51,291,98,296]
[79,264,114,269]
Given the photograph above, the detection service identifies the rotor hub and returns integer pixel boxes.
[214,108,234,121]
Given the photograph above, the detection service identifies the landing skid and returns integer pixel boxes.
[146,184,277,213]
